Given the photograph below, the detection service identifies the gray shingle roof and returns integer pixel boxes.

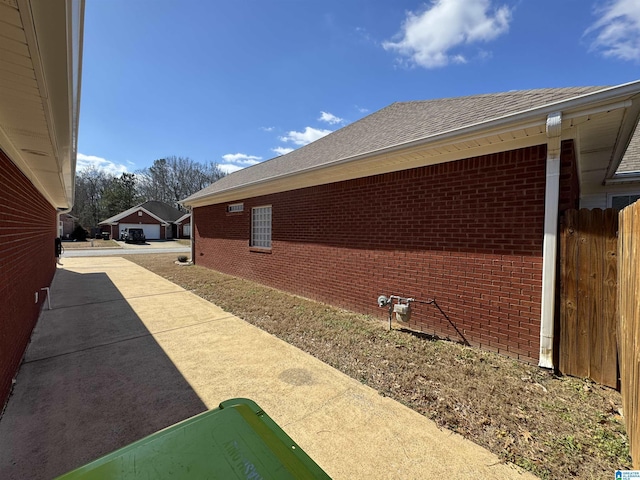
[617,124,640,174]
[184,86,604,203]
[142,201,184,222]
[100,201,184,224]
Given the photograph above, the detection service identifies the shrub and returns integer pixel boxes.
[177,255,188,263]
[70,225,88,241]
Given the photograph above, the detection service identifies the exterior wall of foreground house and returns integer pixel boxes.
[559,140,580,213]
[0,149,57,407]
[194,145,549,363]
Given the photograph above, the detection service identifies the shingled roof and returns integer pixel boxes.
[99,200,184,225]
[617,124,640,174]
[183,86,624,205]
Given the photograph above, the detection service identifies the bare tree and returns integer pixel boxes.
[72,166,112,228]
[73,157,226,226]
[137,156,225,209]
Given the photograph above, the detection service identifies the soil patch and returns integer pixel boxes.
[128,254,632,479]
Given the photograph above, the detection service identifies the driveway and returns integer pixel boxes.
[63,240,190,257]
[0,257,535,479]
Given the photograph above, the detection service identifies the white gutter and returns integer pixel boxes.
[184,80,640,208]
[539,112,562,369]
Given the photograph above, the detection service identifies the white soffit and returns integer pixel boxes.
[0,0,83,209]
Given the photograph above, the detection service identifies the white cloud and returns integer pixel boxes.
[280,127,332,146]
[355,105,369,113]
[219,153,262,173]
[272,146,295,156]
[221,153,262,165]
[77,153,129,175]
[218,164,245,174]
[586,0,640,61]
[261,126,275,132]
[383,0,512,68]
[318,111,344,125]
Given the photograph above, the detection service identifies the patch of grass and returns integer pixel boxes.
[61,239,120,249]
[127,254,633,479]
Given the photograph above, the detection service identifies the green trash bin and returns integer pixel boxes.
[56,398,331,479]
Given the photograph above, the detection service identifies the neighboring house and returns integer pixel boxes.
[0,1,83,408]
[99,201,186,240]
[183,81,640,368]
[175,212,192,239]
[59,213,77,239]
[599,125,640,210]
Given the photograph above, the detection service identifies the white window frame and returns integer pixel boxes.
[251,205,272,249]
[607,191,640,210]
[227,203,244,213]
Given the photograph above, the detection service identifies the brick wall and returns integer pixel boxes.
[559,140,579,212]
[194,145,548,363]
[178,222,190,239]
[0,149,57,407]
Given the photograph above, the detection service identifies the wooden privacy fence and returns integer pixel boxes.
[558,208,618,388]
[618,201,640,468]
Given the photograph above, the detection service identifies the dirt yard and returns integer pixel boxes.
[128,254,631,479]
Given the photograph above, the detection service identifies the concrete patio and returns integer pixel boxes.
[0,257,535,479]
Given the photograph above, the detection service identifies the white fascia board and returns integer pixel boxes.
[16,0,84,210]
[101,206,167,225]
[186,81,640,208]
[175,213,191,223]
[185,131,548,207]
[605,173,640,185]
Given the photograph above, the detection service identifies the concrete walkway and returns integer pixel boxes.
[0,257,535,479]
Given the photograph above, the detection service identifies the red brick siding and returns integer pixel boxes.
[0,149,57,407]
[194,145,547,363]
[179,222,190,239]
[559,140,579,212]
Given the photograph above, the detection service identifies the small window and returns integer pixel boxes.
[138,211,142,216]
[611,194,640,210]
[227,203,244,213]
[251,206,272,248]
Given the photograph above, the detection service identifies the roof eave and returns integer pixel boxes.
[6,0,84,210]
[184,80,640,208]
[99,205,168,225]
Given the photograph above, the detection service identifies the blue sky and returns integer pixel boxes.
[78,0,640,175]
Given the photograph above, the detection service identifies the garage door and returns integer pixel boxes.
[119,223,161,240]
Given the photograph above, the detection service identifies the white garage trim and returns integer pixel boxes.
[119,223,161,240]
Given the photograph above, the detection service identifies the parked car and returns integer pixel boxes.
[120,228,146,244]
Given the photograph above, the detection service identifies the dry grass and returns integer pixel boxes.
[61,239,120,249]
[128,254,632,479]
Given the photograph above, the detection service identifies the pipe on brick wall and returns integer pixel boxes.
[539,112,562,369]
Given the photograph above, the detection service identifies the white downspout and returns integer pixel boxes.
[539,112,562,368]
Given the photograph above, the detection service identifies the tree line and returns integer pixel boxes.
[72,156,225,229]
